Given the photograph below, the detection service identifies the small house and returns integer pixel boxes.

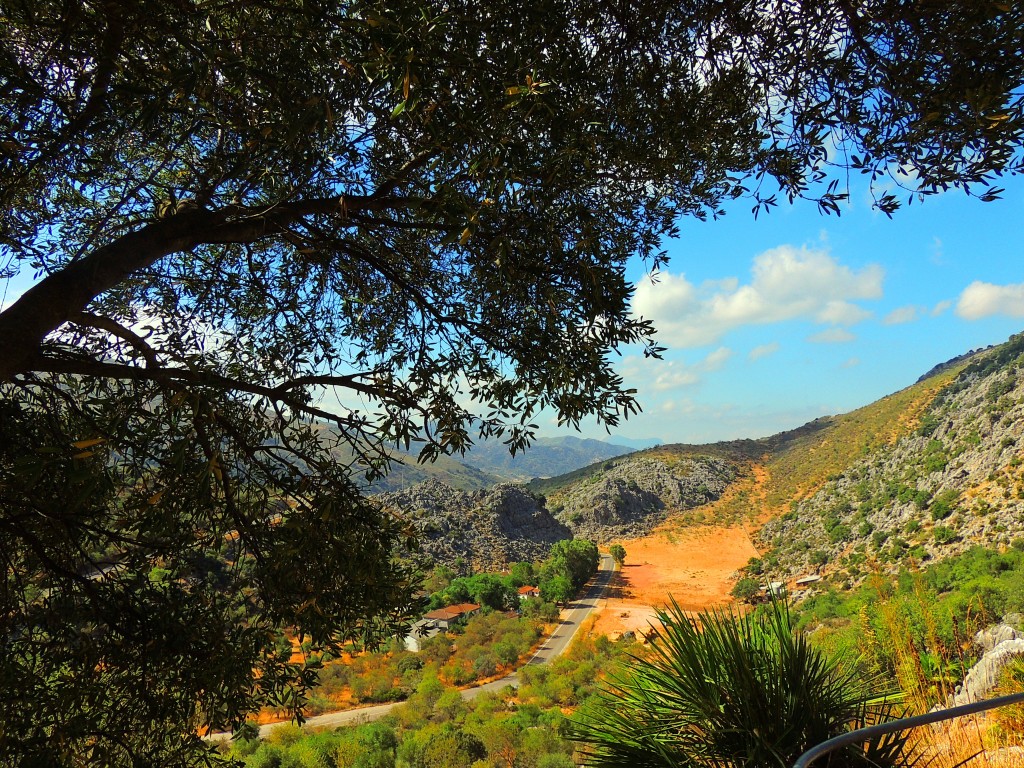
[517,585,540,600]
[403,619,442,652]
[761,581,786,598]
[421,602,481,630]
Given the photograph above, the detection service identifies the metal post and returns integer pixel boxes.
[793,692,1024,768]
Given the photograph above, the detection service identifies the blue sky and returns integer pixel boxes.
[5,172,1023,451]
[575,175,1024,446]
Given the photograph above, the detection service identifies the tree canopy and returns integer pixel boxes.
[2,0,1023,764]
[609,544,626,567]
[540,539,600,601]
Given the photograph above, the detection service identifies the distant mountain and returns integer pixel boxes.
[365,454,504,494]
[312,427,633,493]
[453,435,635,481]
[310,424,504,493]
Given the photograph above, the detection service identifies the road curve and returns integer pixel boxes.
[214,553,616,740]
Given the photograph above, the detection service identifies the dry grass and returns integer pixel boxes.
[854,566,1024,768]
[763,367,964,512]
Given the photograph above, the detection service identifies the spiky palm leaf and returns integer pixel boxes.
[574,599,920,768]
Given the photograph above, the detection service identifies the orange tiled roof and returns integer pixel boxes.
[422,603,480,621]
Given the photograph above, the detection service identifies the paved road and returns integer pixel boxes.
[212,554,615,740]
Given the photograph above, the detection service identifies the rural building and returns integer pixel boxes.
[761,581,787,598]
[403,603,481,652]
[517,585,540,599]
[794,574,822,587]
[403,619,443,652]
[422,602,480,630]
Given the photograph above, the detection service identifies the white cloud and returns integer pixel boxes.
[816,301,872,325]
[632,245,882,347]
[749,342,780,361]
[807,328,856,343]
[884,305,920,325]
[702,346,733,371]
[956,281,1024,320]
[651,364,700,391]
[841,357,861,368]
[620,347,734,393]
[931,300,952,317]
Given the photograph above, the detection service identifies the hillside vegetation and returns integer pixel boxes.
[760,333,1024,582]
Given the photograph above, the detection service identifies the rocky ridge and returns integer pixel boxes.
[950,616,1024,706]
[760,333,1024,580]
[549,455,738,541]
[377,480,570,572]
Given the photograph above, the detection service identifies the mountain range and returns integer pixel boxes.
[375,330,1024,582]
[326,434,638,493]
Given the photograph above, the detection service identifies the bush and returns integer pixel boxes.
[574,600,913,767]
[930,489,960,520]
[730,577,762,604]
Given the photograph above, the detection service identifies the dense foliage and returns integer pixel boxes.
[3,0,1024,764]
[425,537,600,611]
[224,633,631,768]
[609,545,626,567]
[293,609,556,716]
[794,545,1024,705]
[539,540,600,604]
[575,600,913,768]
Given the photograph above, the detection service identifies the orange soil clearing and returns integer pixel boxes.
[592,524,761,639]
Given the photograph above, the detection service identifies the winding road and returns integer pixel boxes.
[216,553,615,739]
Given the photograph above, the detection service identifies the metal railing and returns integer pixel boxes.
[794,692,1024,768]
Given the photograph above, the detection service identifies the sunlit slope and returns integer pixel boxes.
[526,356,972,537]
[761,333,1024,579]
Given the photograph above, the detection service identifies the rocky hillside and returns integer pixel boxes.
[537,451,741,541]
[377,480,570,572]
[374,331,1024,584]
[759,333,1024,582]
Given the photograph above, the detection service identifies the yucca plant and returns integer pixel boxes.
[574,598,920,768]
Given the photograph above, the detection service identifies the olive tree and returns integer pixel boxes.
[1,0,1022,764]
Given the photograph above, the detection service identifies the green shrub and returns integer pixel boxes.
[929,489,960,520]
[730,577,762,604]
[574,600,912,768]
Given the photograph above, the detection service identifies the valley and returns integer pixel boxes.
[223,331,1024,767]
